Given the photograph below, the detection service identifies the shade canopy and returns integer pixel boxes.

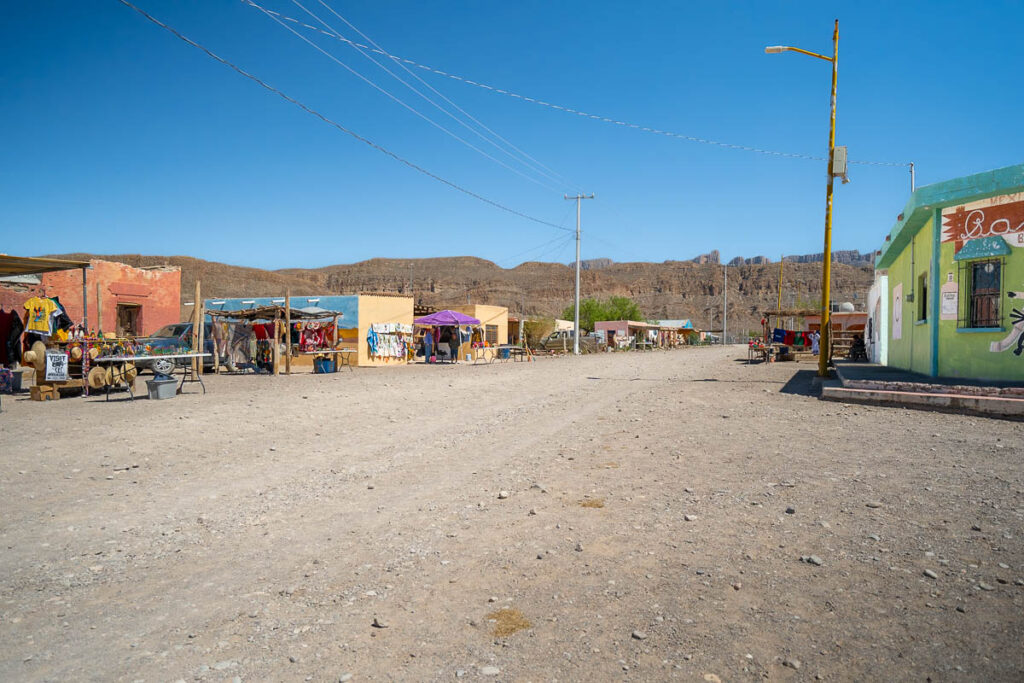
[0,254,90,277]
[207,305,342,321]
[414,309,481,326]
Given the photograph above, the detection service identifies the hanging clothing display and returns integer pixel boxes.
[0,308,25,367]
[368,322,412,359]
[23,297,58,336]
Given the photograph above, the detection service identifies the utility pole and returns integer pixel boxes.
[565,193,595,355]
[723,265,728,345]
[910,162,916,192]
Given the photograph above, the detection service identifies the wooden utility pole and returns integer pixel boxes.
[284,289,292,375]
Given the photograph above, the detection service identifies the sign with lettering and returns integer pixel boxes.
[45,351,69,381]
[940,281,958,320]
[942,193,1024,255]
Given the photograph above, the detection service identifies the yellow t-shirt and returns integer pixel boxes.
[24,297,58,334]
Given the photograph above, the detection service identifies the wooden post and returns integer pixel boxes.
[192,280,203,375]
[81,267,88,332]
[332,314,338,347]
[96,281,103,336]
[284,290,292,375]
[197,281,204,376]
[273,315,281,376]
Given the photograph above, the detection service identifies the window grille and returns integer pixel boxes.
[957,258,1002,329]
[485,325,498,344]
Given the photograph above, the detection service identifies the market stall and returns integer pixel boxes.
[206,304,345,375]
[413,309,481,363]
[759,309,820,362]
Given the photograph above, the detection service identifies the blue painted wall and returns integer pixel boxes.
[203,295,360,327]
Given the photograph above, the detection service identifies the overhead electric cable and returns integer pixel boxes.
[292,0,581,192]
[248,1,563,193]
[259,3,909,168]
[116,0,572,232]
[498,232,574,268]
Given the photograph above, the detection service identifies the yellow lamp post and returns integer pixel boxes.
[766,19,839,378]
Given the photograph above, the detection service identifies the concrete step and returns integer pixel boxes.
[822,385,1024,417]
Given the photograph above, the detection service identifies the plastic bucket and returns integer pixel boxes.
[499,348,511,359]
[314,357,335,374]
[146,378,177,400]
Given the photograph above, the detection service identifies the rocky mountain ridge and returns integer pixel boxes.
[54,253,874,334]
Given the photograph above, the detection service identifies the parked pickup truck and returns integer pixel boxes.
[136,322,221,374]
[538,330,602,354]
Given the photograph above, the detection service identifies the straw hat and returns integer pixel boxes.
[25,341,47,371]
[87,366,107,389]
[88,347,100,360]
[69,346,83,361]
[104,366,114,386]
[124,362,138,383]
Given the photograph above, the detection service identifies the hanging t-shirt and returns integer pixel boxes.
[24,297,58,335]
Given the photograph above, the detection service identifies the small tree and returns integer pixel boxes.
[524,318,555,346]
[561,299,608,333]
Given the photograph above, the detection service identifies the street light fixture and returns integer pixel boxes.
[766,20,839,378]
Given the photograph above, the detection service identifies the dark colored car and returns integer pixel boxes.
[137,322,219,374]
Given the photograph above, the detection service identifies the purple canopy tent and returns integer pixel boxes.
[413,310,481,363]
[413,310,481,326]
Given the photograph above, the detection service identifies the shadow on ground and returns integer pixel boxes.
[779,369,821,397]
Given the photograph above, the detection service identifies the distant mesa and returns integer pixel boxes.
[580,258,614,271]
[690,250,720,265]
[782,249,873,266]
[728,255,770,266]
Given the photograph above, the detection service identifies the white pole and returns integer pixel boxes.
[565,193,594,356]
[574,197,581,355]
[723,265,728,345]
[910,162,916,192]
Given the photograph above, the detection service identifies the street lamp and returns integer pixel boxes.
[766,20,839,378]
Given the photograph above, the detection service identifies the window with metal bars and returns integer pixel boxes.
[485,325,498,344]
[957,258,1002,329]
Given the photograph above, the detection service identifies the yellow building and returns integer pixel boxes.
[345,294,414,367]
[452,304,508,346]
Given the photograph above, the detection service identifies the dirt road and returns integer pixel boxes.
[1,346,1022,681]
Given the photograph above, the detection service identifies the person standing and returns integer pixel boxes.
[423,328,434,363]
[811,330,821,356]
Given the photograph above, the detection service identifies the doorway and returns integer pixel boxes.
[116,303,141,336]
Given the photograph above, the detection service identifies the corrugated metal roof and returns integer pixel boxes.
[0,254,90,277]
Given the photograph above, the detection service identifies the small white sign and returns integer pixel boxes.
[45,351,69,381]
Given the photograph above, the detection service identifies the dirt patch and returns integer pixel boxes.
[486,608,532,637]
[0,346,1021,681]
[579,498,606,508]
[597,461,619,469]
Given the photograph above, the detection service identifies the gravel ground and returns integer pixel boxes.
[1,346,1022,681]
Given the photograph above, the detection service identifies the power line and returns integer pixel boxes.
[497,232,573,268]
[255,3,910,168]
[116,0,573,233]
[247,1,564,193]
[301,0,581,192]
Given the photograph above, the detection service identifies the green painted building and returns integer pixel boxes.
[875,164,1024,381]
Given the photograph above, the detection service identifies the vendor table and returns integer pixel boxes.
[92,353,210,400]
[747,345,771,364]
[299,349,355,373]
[490,345,528,363]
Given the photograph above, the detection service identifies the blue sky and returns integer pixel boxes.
[2,1,1022,269]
